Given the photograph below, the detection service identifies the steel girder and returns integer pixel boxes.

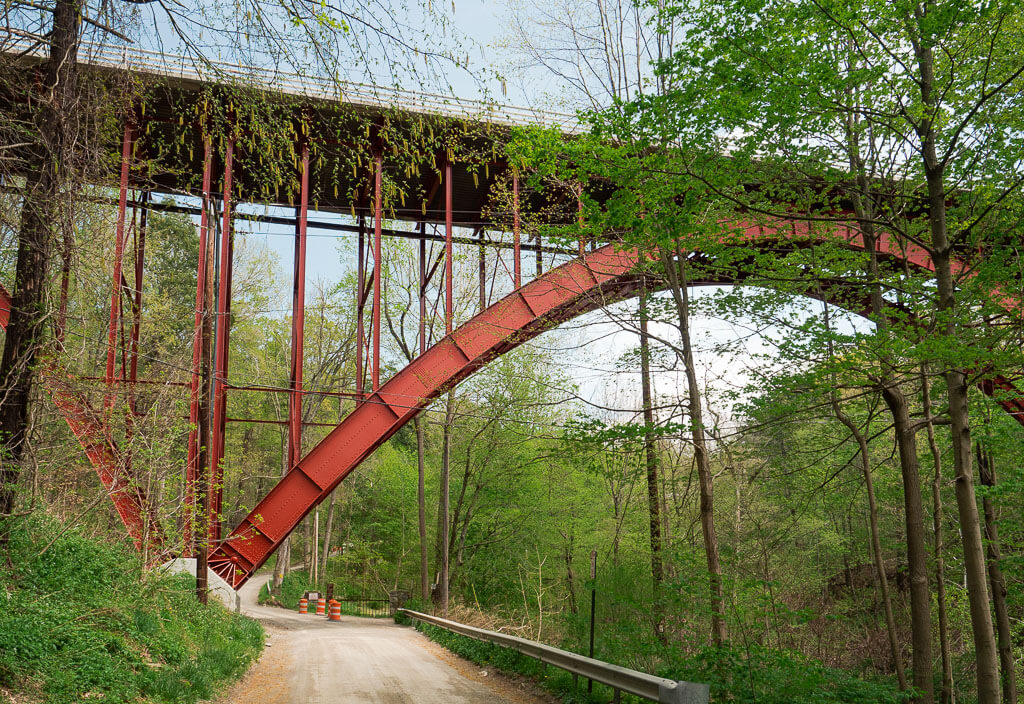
[206,243,643,586]
[41,367,166,553]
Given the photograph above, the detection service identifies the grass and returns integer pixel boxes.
[0,516,264,704]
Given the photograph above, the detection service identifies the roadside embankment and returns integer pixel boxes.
[0,517,263,703]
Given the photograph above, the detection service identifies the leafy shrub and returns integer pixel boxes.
[661,644,911,704]
[0,516,263,703]
[392,596,431,625]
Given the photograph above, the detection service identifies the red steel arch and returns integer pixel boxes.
[205,218,1024,588]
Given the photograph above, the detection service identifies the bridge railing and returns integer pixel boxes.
[398,609,710,704]
[3,38,580,131]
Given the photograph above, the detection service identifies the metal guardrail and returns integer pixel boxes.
[398,609,710,704]
[2,38,581,132]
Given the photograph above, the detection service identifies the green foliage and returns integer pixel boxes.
[661,644,910,704]
[414,623,604,704]
[0,517,263,704]
[414,621,908,704]
[258,570,311,610]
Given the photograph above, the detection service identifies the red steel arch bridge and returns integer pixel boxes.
[1,43,1021,589]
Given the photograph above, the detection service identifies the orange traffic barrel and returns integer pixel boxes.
[298,597,308,614]
[328,600,341,621]
[316,597,326,615]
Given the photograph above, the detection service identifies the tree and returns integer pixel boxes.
[508,1,1024,699]
[640,3,1024,699]
[0,0,89,529]
[499,0,687,633]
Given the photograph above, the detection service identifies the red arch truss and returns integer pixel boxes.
[0,283,165,554]
[207,219,1024,588]
[2,217,1021,583]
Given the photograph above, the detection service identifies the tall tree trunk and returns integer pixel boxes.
[913,29,999,703]
[831,396,907,689]
[271,433,291,594]
[638,279,665,589]
[660,249,725,645]
[921,369,955,704]
[414,415,429,601]
[561,529,578,615]
[305,513,313,580]
[852,220,933,701]
[319,490,337,583]
[941,365,997,703]
[821,286,907,689]
[0,0,83,529]
[840,65,933,697]
[879,383,933,702]
[435,390,455,616]
[976,447,1017,704]
[311,508,319,585]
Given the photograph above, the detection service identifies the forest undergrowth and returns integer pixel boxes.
[0,517,263,704]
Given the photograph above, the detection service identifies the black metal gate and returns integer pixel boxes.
[335,597,389,617]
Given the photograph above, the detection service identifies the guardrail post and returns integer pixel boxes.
[588,549,597,693]
[660,681,711,704]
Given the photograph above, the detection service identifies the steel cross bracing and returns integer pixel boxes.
[1,62,1022,587]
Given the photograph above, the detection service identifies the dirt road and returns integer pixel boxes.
[214,577,551,704]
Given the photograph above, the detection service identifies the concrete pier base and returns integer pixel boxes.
[157,558,241,612]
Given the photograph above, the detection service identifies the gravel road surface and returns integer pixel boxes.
[214,576,551,704]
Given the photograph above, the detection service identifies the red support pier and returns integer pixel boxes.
[289,138,310,469]
[184,135,214,556]
[372,152,383,391]
[209,135,235,544]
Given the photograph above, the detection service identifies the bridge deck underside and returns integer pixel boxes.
[2,52,587,229]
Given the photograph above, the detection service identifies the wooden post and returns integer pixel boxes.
[589,549,597,693]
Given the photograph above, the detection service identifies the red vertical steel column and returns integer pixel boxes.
[209,135,235,543]
[105,120,133,414]
[372,152,382,391]
[356,215,365,399]
[184,136,214,556]
[288,139,309,468]
[513,173,521,289]
[127,195,147,396]
[418,223,426,356]
[445,159,453,334]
